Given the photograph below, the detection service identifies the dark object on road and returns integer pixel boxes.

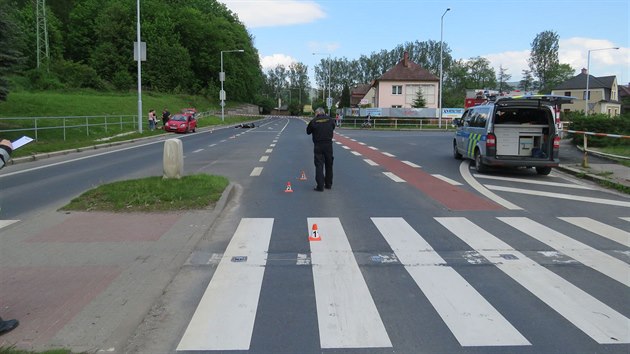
[235,123,255,128]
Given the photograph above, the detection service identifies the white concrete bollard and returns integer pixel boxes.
[163,138,184,179]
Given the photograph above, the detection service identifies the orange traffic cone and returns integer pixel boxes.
[309,223,321,241]
[284,181,294,193]
[298,170,307,181]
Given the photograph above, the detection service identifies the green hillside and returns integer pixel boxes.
[0,91,216,117]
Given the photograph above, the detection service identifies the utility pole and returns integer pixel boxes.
[36,0,49,71]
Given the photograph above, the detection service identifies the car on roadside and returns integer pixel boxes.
[182,107,197,118]
[452,95,574,175]
[164,113,197,133]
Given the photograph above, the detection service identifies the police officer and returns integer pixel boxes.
[306,107,336,191]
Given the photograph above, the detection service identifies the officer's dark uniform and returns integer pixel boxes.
[306,113,335,191]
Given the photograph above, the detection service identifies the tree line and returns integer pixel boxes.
[0,0,574,112]
[1,0,263,102]
[273,31,575,112]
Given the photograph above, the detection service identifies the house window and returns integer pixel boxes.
[392,85,402,95]
[583,91,590,100]
[392,105,402,108]
[564,91,571,97]
[405,84,435,105]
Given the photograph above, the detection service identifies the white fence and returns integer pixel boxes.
[0,115,139,141]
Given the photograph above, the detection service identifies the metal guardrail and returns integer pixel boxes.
[563,129,630,167]
[0,115,139,141]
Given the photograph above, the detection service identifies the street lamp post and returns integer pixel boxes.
[220,49,244,122]
[136,0,142,133]
[438,8,450,129]
[584,46,619,116]
[313,52,332,115]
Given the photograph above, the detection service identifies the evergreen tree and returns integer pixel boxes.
[411,89,426,108]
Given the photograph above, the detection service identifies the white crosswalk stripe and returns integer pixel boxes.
[436,217,630,344]
[177,218,274,351]
[559,217,630,247]
[372,217,529,346]
[499,217,630,286]
[308,218,392,348]
[178,215,630,351]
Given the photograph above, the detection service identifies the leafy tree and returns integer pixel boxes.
[411,89,426,108]
[528,30,559,91]
[0,3,23,100]
[465,56,496,89]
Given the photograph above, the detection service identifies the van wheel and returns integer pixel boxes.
[536,166,552,175]
[475,150,487,173]
[453,141,462,159]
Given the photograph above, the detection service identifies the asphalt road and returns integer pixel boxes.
[1,117,629,353]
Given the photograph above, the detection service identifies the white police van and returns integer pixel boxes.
[452,95,573,175]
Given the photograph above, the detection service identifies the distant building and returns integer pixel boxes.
[350,83,375,107]
[551,68,621,116]
[372,52,439,109]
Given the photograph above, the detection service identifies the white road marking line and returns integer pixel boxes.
[265,149,273,153]
[208,144,217,147]
[473,174,594,190]
[499,217,630,286]
[459,161,521,210]
[270,144,276,147]
[436,217,630,344]
[259,156,269,162]
[364,159,378,166]
[177,218,274,351]
[351,151,362,156]
[250,167,263,176]
[342,146,351,150]
[383,172,405,182]
[382,152,395,157]
[0,220,19,229]
[308,218,392,348]
[559,217,630,247]
[431,174,462,186]
[368,146,379,150]
[402,161,421,168]
[486,185,630,208]
[358,142,366,145]
[192,149,204,153]
[372,218,529,346]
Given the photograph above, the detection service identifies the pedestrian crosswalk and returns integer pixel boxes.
[177,216,630,352]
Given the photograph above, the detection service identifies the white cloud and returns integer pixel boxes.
[307,41,341,54]
[484,50,530,81]
[220,0,326,28]
[483,37,629,83]
[260,53,297,70]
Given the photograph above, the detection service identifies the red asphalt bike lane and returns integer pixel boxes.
[334,133,502,211]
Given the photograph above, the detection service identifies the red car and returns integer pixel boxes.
[164,113,197,133]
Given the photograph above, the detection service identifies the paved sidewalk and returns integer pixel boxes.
[0,184,235,353]
[557,138,630,189]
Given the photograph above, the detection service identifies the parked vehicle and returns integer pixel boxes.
[452,95,573,175]
[182,107,197,117]
[165,113,197,133]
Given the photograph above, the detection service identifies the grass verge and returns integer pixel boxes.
[60,174,229,212]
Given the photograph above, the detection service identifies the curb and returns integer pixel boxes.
[556,165,628,191]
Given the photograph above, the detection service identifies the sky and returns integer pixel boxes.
[218,0,629,88]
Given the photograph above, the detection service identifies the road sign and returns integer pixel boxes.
[326,97,332,108]
[220,90,226,101]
